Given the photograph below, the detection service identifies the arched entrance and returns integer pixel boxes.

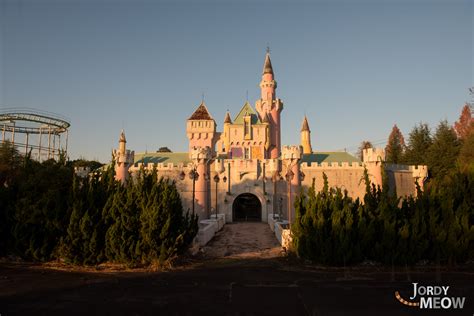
[232,193,262,221]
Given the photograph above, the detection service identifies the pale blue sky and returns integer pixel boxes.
[1,0,472,162]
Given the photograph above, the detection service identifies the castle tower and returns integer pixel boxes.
[282,145,303,224]
[363,148,385,189]
[300,116,312,154]
[255,49,284,159]
[222,111,232,154]
[113,130,135,185]
[190,146,212,219]
[186,101,219,155]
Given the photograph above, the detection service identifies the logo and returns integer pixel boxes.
[395,283,466,310]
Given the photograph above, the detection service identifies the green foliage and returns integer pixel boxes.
[426,120,461,180]
[1,154,198,266]
[403,123,432,165]
[385,124,406,164]
[458,131,474,172]
[292,168,474,266]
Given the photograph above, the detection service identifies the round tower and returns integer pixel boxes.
[362,147,385,189]
[300,116,312,154]
[223,111,232,154]
[190,146,212,219]
[113,130,135,185]
[255,49,284,159]
[282,145,303,224]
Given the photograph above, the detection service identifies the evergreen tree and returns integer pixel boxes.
[403,123,432,165]
[385,124,406,164]
[458,131,474,172]
[426,120,460,180]
[454,103,474,140]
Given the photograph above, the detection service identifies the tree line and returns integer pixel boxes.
[293,104,474,265]
[0,144,198,266]
[368,103,473,179]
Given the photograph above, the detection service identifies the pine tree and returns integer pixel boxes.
[458,131,474,172]
[426,120,460,180]
[385,124,406,164]
[403,123,432,165]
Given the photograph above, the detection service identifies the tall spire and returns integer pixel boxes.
[300,116,312,154]
[263,51,274,75]
[255,47,282,159]
[301,116,310,132]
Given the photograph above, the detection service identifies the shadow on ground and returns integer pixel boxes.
[1,222,473,315]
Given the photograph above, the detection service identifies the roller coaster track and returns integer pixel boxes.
[0,108,70,134]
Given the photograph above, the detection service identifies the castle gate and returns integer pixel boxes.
[232,193,262,222]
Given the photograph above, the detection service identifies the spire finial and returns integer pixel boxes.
[201,92,205,103]
[266,44,270,54]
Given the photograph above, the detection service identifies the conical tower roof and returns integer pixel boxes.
[119,129,126,142]
[224,111,232,124]
[188,101,213,120]
[301,116,310,132]
[263,52,274,75]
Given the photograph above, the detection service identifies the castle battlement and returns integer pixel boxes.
[409,165,428,178]
[113,149,134,165]
[282,145,302,160]
[301,161,364,169]
[190,146,212,161]
[362,148,385,163]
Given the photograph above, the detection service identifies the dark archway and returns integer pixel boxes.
[233,193,262,221]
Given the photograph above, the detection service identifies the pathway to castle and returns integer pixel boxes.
[201,222,282,259]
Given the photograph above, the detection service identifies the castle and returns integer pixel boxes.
[113,51,428,223]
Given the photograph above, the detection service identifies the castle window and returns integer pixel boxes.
[244,147,251,159]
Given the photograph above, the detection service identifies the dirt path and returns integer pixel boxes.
[201,222,282,259]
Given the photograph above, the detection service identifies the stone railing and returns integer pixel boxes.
[194,214,226,247]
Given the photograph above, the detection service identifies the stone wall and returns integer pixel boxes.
[127,157,427,223]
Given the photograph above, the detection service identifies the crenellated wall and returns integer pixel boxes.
[125,151,428,223]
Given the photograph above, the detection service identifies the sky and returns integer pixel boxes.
[1,0,473,162]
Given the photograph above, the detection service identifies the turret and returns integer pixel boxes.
[190,146,212,219]
[255,49,284,159]
[119,129,126,154]
[363,148,385,189]
[300,116,312,154]
[223,111,232,153]
[186,101,219,155]
[113,129,134,185]
[282,145,303,224]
